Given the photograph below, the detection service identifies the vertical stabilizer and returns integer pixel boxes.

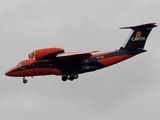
[120,23,157,50]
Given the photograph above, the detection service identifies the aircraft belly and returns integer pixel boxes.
[98,55,133,67]
[77,65,99,74]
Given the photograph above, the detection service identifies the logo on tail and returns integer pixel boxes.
[131,31,146,41]
[136,31,142,37]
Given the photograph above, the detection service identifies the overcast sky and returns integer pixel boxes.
[1,0,160,120]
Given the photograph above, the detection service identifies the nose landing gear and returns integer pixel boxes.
[23,77,28,84]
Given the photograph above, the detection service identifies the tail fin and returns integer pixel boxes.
[119,23,157,51]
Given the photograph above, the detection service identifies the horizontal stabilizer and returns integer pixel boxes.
[120,23,157,30]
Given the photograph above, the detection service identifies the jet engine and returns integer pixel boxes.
[28,48,64,60]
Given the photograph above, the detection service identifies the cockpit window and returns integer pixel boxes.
[17,63,24,67]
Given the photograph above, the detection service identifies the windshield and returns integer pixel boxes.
[17,63,24,67]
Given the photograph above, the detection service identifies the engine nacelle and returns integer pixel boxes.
[28,48,64,60]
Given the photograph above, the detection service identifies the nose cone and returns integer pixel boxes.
[5,71,9,76]
[5,67,16,77]
[5,70,12,76]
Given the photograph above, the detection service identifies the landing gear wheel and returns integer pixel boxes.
[66,74,71,79]
[69,75,74,81]
[61,72,79,81]
[62,76,67,81]
[23,77,27,84]
[23,79,27,84]
[73,74,78,79]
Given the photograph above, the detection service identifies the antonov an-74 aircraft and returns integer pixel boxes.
[5,23,157,84]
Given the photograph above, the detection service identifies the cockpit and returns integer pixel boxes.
[15,59,34,69]
[17,63,24,67]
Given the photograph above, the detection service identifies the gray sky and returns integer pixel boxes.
[1,0,160,120]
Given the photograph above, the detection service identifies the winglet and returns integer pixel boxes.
[120,23,157,29]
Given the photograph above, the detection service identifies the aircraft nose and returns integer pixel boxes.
[5,72,8,76]
[5,70,11,76]
[5,68,15,76]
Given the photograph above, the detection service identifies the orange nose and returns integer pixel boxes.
[5,72,9,76]
[5,67,16,77]
[5,70,13,76]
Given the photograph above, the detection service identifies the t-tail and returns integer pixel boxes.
[119,23,157,51]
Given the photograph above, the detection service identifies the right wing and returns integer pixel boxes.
[56,51,99,60]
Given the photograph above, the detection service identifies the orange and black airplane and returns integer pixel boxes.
[5,23,157,84]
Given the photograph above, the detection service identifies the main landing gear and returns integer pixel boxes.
[23,77,27,84]
[61,73,79,81]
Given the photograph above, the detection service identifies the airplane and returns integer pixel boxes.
[5,23,157,84]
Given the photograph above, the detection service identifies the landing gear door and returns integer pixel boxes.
[33,62,39,73]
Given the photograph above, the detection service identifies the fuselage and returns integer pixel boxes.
[5,49,146,77]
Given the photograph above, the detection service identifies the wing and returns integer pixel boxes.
[56,51,99,60]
